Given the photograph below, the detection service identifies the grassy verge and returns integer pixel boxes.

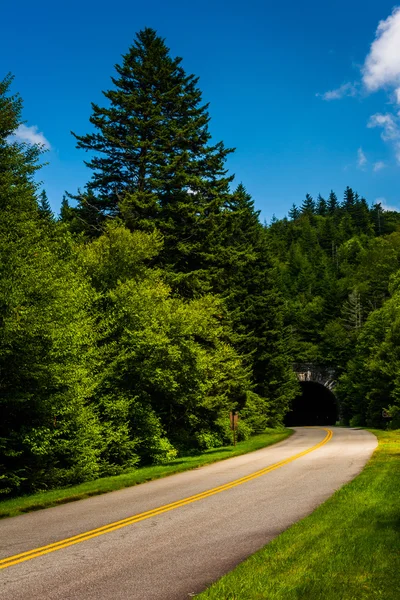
[197,429,400,600]
[0,428,291,520]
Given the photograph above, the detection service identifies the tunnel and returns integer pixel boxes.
[285,381,338,426]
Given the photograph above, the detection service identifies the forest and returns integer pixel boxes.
[1,28,400,498]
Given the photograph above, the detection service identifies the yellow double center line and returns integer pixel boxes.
[0,428,332,570]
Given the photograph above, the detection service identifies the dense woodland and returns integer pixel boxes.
[1,29,400,497]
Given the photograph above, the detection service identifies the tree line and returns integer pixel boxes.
[1,28,399,497]
[269,187,400,428]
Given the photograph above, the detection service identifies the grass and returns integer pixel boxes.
[196,429,400,600]
[0,428,291,520]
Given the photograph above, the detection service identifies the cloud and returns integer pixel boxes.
[368,112,398,140]
[319,8,400,103]
[317,7,400,163]
[11,124,51,149]
[362,7,400,96]
[373,160,386,171]
[357,147,367,168]
[317,82,358,101]
[368,112,400,162]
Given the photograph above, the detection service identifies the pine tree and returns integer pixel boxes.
[371,202,383,235]
[327,190,338,215]
[38,189,54,221]
[0,76,102,495]
[59,195,70,221]
[343,186,355,213]
[352,196,372,235]
[210,183,262,328]
[0,74,42,216]
[301,193,316,215]
[288,203,300,220]
[73,28,233,232]
[316,194,327,216]
[210,185,298,423]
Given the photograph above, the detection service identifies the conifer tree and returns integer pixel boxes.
[210,184,298,423]
[0,74,41,216]
[73,28,233,233]
[327,190,338,214]
[38,189,54,221]
[316,194,327,216]
[59,195,70,221]
[371,202,383,235]
[301,193,316,215]
[0,76,102,495]
[288,203,300,220]
[343,186,355,213]
[352,196,372,235]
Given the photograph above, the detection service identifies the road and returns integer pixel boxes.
[0,427,377,600]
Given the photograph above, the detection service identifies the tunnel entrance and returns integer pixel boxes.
[285,381,338,426]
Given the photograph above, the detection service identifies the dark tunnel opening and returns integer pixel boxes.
[284,381,338,426]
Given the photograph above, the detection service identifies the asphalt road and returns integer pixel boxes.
[0,427,377,600]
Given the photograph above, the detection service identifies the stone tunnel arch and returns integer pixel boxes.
[285,364,339,426]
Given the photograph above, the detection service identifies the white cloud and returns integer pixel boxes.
[362,7,400,96]
[317,82,358,101]
[317,7,400,163]
[373,160,386,171]
[357,147,367,168]
[368,112,398,140]
[11,124,51,149]
[323,8,400,101]
[368,112,400,162]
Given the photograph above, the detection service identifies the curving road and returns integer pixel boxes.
[0,427,377,600]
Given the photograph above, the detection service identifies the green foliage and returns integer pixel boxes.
[4,28,400,499]
[0,77,102,495]
[78,222,254,460]
[71,28,233,238]
[268,187,400,424]
[1,56,295,498]
[0,429,291,519]
[38,189,54,221]
[337,289,400,426]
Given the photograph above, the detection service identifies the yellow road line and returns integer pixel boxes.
[0,428,333,570]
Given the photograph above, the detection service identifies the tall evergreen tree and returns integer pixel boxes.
[316,194,327,216]
[209,184,298,422]
[72,28,233,232]
[327,190,338,214]
[288,203,300,220]
[371,202,383,235]
[38,189,54,221]
[343,186,355,213]
[301,193,316,215]
[59,195,70,221]
[0,74,41,216]
[352,196,372,235]
[0,76,102,495]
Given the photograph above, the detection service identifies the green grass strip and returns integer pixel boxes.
[197,429,400,600]
[0,429,291,520]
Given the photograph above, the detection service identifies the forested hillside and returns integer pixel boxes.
[269,192,400,427]
[1,29,399,498]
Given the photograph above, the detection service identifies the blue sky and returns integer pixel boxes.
[2,0,400,220]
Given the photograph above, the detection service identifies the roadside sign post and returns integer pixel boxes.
[229,411,239,446]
